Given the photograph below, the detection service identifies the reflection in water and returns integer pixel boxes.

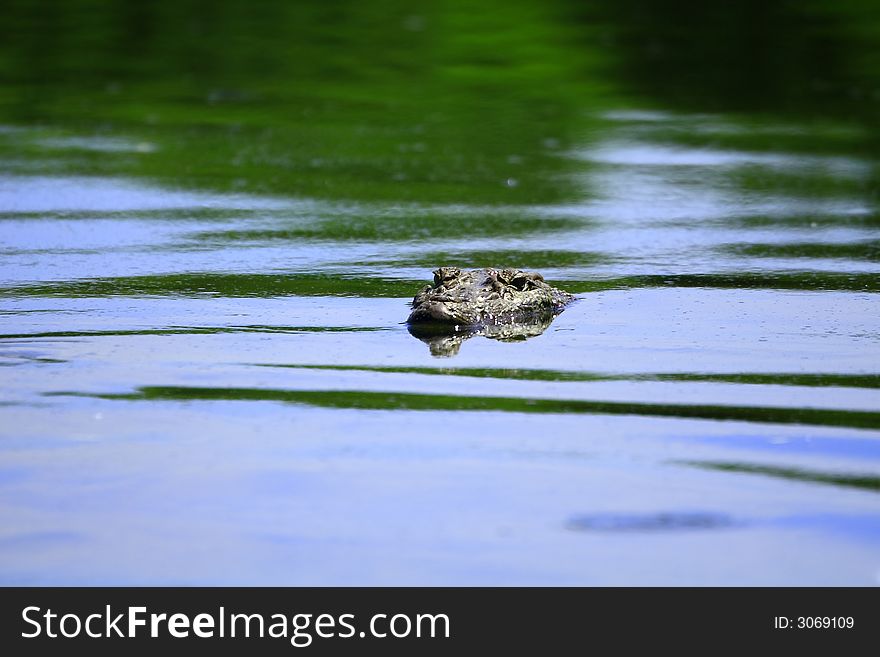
[49,387,880,431]
[582,0,880,128]
[722,240,880,262]
[250,364,880,389]
[684,462,880,493]
[0,273,425,298]
[0,326,388,340]
[2,270,878,298]
[407,311,560,357]
[0,0,596,205]
[566,512,738,532]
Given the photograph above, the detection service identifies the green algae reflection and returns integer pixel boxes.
[49,386,880,431]
[252,364,880,390]
[683,461,880,493]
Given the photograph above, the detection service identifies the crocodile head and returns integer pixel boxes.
[407,266,574,327]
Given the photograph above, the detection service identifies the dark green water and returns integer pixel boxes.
[1,0,879,584]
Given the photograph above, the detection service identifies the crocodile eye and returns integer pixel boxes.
[434,266,460,286]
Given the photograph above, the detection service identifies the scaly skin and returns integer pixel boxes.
[407,267,575,327]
